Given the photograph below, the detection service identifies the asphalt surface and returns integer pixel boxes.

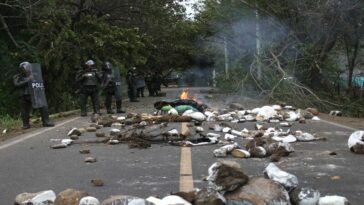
[0,87,363,204]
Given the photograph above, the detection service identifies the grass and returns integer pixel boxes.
[0,115,22,132]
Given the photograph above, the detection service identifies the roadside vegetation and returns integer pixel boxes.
[1,0,363,123]
[195,0,364,117]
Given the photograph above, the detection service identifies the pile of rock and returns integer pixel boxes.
[14,162,350,205]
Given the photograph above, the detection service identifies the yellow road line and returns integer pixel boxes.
[179,122,194,192]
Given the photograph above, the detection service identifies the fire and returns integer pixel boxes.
[180,90,189,100]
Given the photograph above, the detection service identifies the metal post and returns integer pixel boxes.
[224,36,229,78]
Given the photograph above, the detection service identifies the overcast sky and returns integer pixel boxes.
[178,0,203,18]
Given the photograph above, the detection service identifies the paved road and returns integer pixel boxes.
[0,87,363,204]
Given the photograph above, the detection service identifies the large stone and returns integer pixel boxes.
[225,177,290,205]
[15,190,56,205]
[264,163,298,192]
[54,189,88,205]
[79,196,100,205]
[86,127,97,132]
[207,162,249,192]
[290,187,320,205]
[306,108,319,115]
[95,131,106,138]
[348,131,364,154]
[318,195,349,205]
[68,128,82,136]
[102,195,152,205]
[194,189,226,205]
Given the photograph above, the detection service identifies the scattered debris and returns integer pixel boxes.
[289,187,320,205]
[264,163,298,192]
[79,149,90,154]
[79,196,100,205]
[348,130,364,154]
[51,143,67,149]
[102,195,151,205]
[15,190,56,205]
[91,178,104,187]
[68,128,82,136]
[84,157,97,163]
[318,195,349,205]
[54,189,88,205]
[206,162,249,192]
[329,110,343,116]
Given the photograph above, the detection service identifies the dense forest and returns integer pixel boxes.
[1,0,364,120]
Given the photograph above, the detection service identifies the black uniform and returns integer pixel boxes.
[151,72,162,96]
[76,65,101,116]
[101,62,125,114]
[145,73,153,96]
[135,74,146,97]
[126,69,138,102]
[13,63,54,129]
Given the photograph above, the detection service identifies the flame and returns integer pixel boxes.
[180,90,189,100]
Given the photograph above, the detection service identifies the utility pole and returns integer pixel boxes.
[255,2,262,80]
[224,36,229,78]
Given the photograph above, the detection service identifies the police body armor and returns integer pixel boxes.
[113,68,122,101]
[29,63,48,108]
[82,71,98,86]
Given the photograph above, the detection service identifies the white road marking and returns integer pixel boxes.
[179,122,194,192]
[0,117,80,150]
[319,119,357,131]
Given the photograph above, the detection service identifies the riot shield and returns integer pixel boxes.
[29,63,48,108]
[113,68,122,101]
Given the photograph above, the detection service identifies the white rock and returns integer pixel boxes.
[264,163,298,192]
[280,122,292,127]
[230,119,239,123]
[207,133,221,138]
[117,116,126,121]
[79,196,100,205]
[312,116,320,121]
[348,130,364,149]
[269,119,280,123]
[167,129,179,136]
[182,109,194,116]
[284,105,294,109]
[296,188,321,205]
[231,130,243,137]
[146,195,192,205]
[29,190,56,204]
[67,128,80,136]
[286,111,298,122]
[242,128,249,133]
[251,108,261,114]
[244,115,255,121]
[111,122,123,129]
[318,195,349,205]
[272,105,282,110]
[222,127,231,133]
[278,142,295,152]
[257,106,277,120]
[196,126,204,133]
[213,124,223,132]
[61,139,73,146]
[168,108,178,115]
[213,144,238,157]
[282,135,297,143]
[296,132,316,141]
[109,140,119,145]
[224,133,237,141]
[237,110,246,118]
[190,112,206,121]
[218,113,233,121]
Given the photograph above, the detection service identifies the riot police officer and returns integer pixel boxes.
[13,62,54,129]
[100,61,125,114]
[76,60,101,116]
[126,67,138,102]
